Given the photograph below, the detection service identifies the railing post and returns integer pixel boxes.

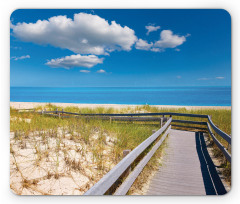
[56,108,58,114]
[160,118,163,127]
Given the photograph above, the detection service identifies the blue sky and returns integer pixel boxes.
[10,9,231,87]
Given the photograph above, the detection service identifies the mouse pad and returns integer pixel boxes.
[10,9,231,195]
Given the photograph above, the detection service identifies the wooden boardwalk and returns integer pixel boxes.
[146,129,227,195]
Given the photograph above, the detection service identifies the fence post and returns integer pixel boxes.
[160,118,163,127]
[56,108,58,114]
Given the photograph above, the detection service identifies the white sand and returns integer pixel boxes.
[10,102,231,110]
[10,127,116,195]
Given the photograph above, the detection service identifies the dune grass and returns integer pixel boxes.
[10,104,231,194]
[10,106,159,195]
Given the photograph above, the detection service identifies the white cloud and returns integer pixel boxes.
[154,30,186,49]
[150,47,161,52]
[46,54,104,69]
[80,70,90,73]
[135,39,153,51]
[11,13,137,55]
[198,77,225,81]
[11,55,30,60]
[198,77,210,80]
[145,25,160,35]
[136,30,187,52]
[96,69,106,73]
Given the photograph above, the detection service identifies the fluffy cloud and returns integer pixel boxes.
[145,25,160,35]
[11,13,137,55]
[96,69,106,73]
[11,55,30,60]
[135,30,187,52]
[216,77,224,79]
[45,54,104,69]
[135,39,153,51]
[154,30,186,49]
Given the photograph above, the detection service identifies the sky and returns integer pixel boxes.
[10,9,231,87]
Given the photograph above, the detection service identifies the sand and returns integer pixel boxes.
[10,127,117,195]
[10,102,231,110]
[10,101,231,195]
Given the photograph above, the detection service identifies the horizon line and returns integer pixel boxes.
[10,85,231,88]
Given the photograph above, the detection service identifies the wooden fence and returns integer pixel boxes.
[28,109,231,195]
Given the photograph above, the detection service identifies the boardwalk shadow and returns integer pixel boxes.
[195,132,227,195]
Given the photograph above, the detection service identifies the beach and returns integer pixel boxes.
[10,102,231,195]
[10,102,231,110]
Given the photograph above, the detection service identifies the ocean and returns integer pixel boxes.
[10,86,231,106]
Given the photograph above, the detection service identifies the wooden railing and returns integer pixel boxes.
[39,110,231,159]
[85,118,172,195]
[30,109,231,194]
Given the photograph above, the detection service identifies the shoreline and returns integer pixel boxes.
[10,102,231,110]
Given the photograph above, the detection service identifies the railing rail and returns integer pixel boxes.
[38,110,209,118]
[206,123,231,163]
[39,109,231,161]
[207,116,231,145]
[84,118,172,195]
[172,119,207,125]
[68,112,209,118]
[114,125,171,195]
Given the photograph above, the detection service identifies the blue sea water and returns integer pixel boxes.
[10,86,231,106]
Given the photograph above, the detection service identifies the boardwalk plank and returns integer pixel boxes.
[146,129,222,195]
